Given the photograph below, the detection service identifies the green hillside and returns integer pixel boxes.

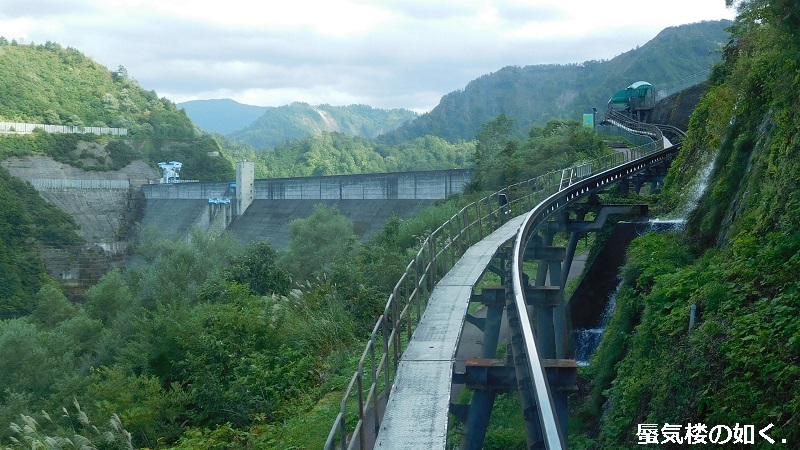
[0,39,189,136]
[573,5,800,448]
[383,20,731,142]
[0,38,235,318]
[0,38,234,181]
[0,166,81,319]
[226,102,418,150]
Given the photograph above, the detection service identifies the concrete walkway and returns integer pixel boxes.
[371,224,590,449]
[374,215,526,449]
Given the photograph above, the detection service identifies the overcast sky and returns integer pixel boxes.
[2,0,735,113]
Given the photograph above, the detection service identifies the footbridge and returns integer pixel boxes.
[326,115,682,449]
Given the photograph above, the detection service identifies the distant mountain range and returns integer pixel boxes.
[179,100,418,149]
[179,19,731,150]
[178,99,269,135]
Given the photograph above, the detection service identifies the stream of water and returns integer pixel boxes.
[573,281,621,366]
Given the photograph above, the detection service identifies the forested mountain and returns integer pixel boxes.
[0,39,190,137]
[177,99,268,135]
[254,132,472,178]
[382,20,731,142]
[224,102,418,150]
[0,38,234,181]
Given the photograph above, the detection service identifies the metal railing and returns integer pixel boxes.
[603,110,664,144]
[510,144,680,450]
[30,178,131,190]
[324,133,666,449]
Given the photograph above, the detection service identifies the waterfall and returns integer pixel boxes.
[677,152,716,218]
[646,218,686,233]
[573,280,621,366]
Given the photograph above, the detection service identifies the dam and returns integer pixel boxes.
[4,155,472,287]
[139,165,474,248]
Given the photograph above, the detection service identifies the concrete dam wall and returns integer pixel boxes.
[139,168,473,248]
[141,169,473,201]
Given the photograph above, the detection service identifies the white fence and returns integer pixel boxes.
[31,179,131,190]
[0,122,128,136]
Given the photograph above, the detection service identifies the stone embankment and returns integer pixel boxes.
[2,156,158,289]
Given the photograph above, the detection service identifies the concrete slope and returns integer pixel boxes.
[227,199,435,248]
[139,199,209,239]
[38,189,129,244]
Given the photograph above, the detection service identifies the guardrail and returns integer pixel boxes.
[510,142,680,449]
[30,178,131,190]
[324,134,666,449]
[0,121,128,136]
[604,110,664,143]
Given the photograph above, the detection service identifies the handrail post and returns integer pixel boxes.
[339,398,347,449]
[405,273,413,343]
[415,257,423,321]
[382,316,390,393]
[371,338,379,435]
[357,368,366,450]
[392,288,400,374]
[429,238,437,286]
[475,200,484,240]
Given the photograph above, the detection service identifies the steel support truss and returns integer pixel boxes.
[450,200,649,449]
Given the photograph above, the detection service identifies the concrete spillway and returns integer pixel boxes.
[139,199,211,239]
[138,198,434,248]
[229,199,434,248]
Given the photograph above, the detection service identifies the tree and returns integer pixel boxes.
[225,241,291,296]
[84,269,135,325]
[29,284,76,329]
[281,204,358,281]
[472,114,516,190]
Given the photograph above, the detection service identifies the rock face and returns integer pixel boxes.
[651,83,708,131]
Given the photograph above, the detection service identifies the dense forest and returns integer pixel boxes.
[224,132,472,178]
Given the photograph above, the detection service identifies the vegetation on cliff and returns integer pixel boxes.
[575,2,799,447]
[0,166,81,319]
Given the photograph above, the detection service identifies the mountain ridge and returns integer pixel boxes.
[180,100,418,149]
[177,98,269,135]
[380,19,732,143]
